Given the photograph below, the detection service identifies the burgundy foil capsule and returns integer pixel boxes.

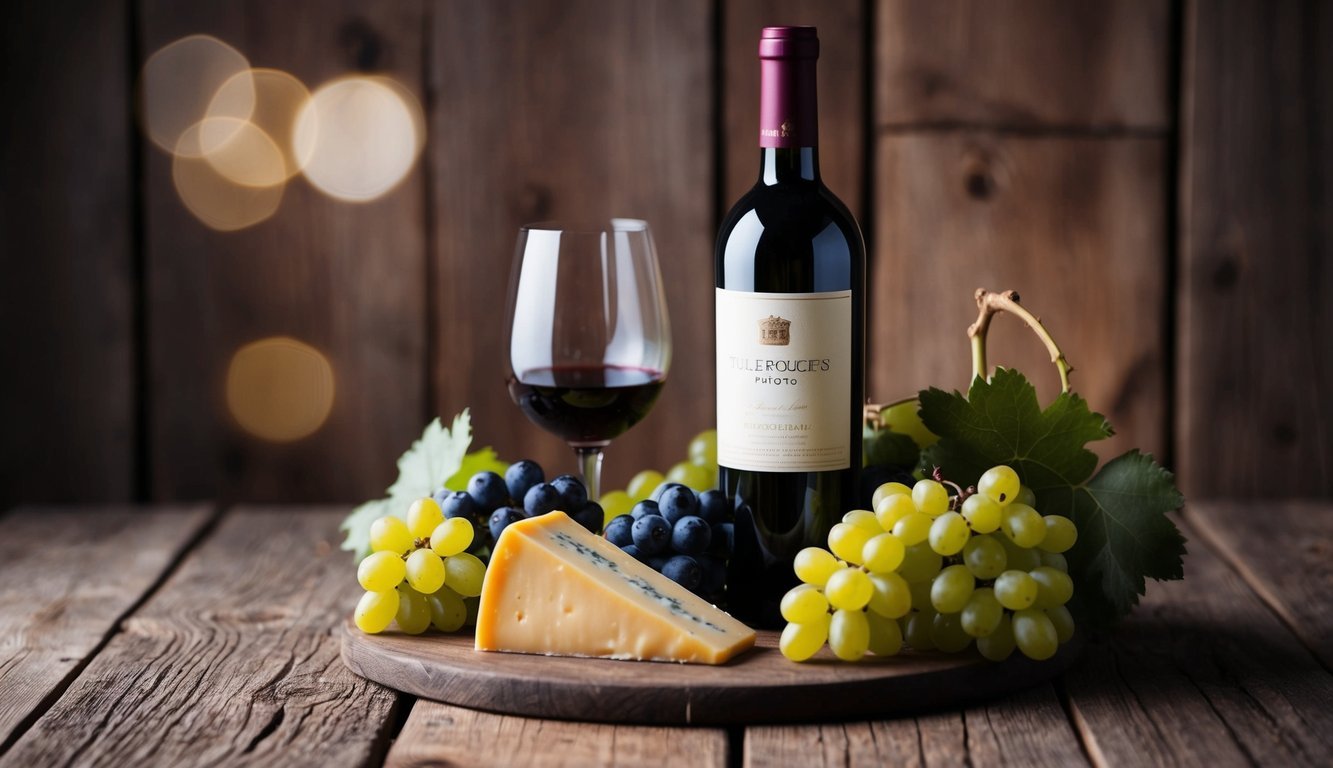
[758,26,819,148]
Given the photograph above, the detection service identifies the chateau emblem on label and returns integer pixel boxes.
[759,315,791,345]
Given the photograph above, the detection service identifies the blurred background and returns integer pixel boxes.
[1,0,1328,508]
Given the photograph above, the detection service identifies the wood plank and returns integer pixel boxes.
[0,508,401,767]
[1177,0,1333,497]
[140,0,428,502]
[429,1,714,490]
[1187,501,1333,669]
[0,0,136,506]
[870,134,1168,462]
[744,684,1087,767]
[876,0,1171,129]
[386,700,728,768]
[1064,514,1333,767]
[723,0,866,220]
[0,506,212,751]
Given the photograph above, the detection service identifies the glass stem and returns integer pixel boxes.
[574,446,603,502]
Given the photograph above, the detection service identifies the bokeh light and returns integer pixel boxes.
[205,68,311,181]
[293,76,423,202]
[142,35,254,156]
[197,116,287,188]
[226,336,336,443]
[172,121,285,231]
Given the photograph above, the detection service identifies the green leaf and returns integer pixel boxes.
[445,447,509,491]
[917,368,1184,630]
[863,425,920,469]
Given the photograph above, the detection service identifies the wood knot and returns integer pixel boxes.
[1211,256,1239,290]
[339,18,385,70]
[513,183,553,221]
[965,170,994,200]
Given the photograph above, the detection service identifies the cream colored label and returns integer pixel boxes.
[716,288,851,472]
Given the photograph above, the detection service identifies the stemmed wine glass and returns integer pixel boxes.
[505,219,671,500]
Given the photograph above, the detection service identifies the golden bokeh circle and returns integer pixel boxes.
[226,336,336,443]
[293,76,422,202]
[172,120,284,231]
[142,35,254,156]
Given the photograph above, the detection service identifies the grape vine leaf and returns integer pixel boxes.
[918,368,1185,630]
[863,425,920,468]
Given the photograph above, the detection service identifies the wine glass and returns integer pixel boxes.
[505,219,671,500]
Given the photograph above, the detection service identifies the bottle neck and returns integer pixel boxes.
[760,147,819,184]
[758,50,819,184]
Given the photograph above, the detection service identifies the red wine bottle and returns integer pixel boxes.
[715,26,866,628]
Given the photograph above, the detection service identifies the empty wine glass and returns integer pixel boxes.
[504,219,671,500]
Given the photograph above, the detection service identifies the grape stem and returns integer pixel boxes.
[968,289,1073,393]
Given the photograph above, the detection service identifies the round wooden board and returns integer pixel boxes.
[341,618,1081,725]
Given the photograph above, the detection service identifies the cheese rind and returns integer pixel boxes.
[475,511,756,664]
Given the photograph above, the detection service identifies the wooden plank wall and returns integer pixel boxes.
[1,0,1329,506]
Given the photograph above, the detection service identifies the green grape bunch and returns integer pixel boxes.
[353,497,487,635]
[779,464,1078,663]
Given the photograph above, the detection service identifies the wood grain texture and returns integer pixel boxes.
[386,700,728,768]
[1,508,401,767]
[0,507,211,751]
[1064,514,1333,767]
[744,684,1088,767]
[1177,0,1333,498]
[877,0,1172,129]
[723,0,866,219]
[0,0,136,506]
[1187,501,1333,669]
[870,134,1168,461]
[429,1,713,490]
[342,622,1079,724]
[140,0,428,503]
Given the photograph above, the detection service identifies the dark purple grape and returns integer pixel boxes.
[488,507,526,541]
[571,501,603,534]
[659,485,699,525]
[662,555,701,591]
[604,515,634,547]
[523,482,562,517]
[468,471,508,511]
[696,489,729,524]
[671,516,711,556]
[504,460,545,504]
[551,474,588,511]
[630,499,660,521]
[631,514,671,555]
[438,491,479,522]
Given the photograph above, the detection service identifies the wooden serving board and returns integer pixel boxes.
[341,618,1081,724]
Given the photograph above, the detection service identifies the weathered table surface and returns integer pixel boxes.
[1,502,1329,767]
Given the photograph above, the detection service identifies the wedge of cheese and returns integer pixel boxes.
[475,511,755,664]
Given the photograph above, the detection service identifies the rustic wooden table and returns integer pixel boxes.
[1,502,1329,767]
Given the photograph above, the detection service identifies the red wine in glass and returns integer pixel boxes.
[507,365,666,446]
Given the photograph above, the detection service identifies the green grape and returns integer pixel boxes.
[627,470,664,501]
[880,399,939,449]
[406,497,444,539]
[928,512,970,556]
[464,596,480,627]
[904,610,937,650]
[1046,604,1076,644]
[396,587,432,635]
[899,543,943,583]
[960,587,1003,638]
[868,572,912,619]
[430,517,475,557]
[930,564,975,614]
[892,512,932,546]
[960,494,1002,534]
[829,608,871,661]
[1001,504,1046,549]
[1013,608,1059,660]
[427,587,468,632]
[688,429,718,467]
[794,547,841,586]
[874,493,918,531]
[977,613,1016,661]
[779,613,830,662]
[828,523,872,564]
[358,551,406,592]
[354,589,399,634]
[963,534,1007,580]
[842,509,883,534]
[872,481,912,510]
[667,461,714,492]
[908,579,934,610]
[406,548,446,594]
[1015,485,1037,508]
[1040,551,1068,572]
[1001,535,1042,571]
[912,479,950,517]
[866,610,904,656]
[994,570,1039,610]
[781,583,830,624]
[931,612,972,653]
[443,552,486,597]
[599,491,634,525]
[862,533,906,574]
[978,465,1021,506]
[1039,515,1077,553]
[370,516,413,555]
[825,567,874,611]
[1029,566,1074,608]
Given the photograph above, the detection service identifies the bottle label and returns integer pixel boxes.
[715,288,851,472]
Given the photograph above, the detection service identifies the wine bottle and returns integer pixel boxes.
[715,26,866,628]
